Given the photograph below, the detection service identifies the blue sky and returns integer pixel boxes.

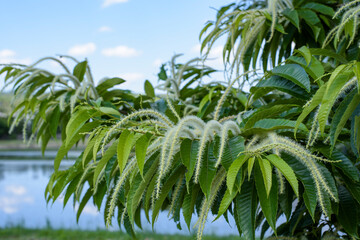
[0,0,233,92]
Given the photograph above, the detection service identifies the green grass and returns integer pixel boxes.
[0,228,241,240]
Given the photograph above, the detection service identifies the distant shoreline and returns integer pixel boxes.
[0,139,85,150]
[0,227,241,240]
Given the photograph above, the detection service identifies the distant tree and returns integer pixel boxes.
[0,93,22,139]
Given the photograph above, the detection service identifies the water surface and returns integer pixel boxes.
[0,151,241,236]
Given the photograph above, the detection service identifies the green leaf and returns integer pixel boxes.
[296,46,311,66]
[199,22,213,41]
[127,154,158,221]
[198,94,210,113]
[309,24,321,41]
[144,173,157,222]
[337,185,359,237]
[144,80,155,98]
[117,130,135,173]
[271,64,310,92]
[254,163,278,233]
[49,106,60,138]
[134,207,142,230]
[65,107,94,146]
[242,118,308,136]
[152,166,185,227]
[318,164,339,203]
[54,121,99,171]
[282,8,300,31]
[41,130,51,156]
[302,3,334,16]
[244,104,298,129]
[214,187,237,221]
[307,57,325,80]
[73,60,87,82]
[135,134,151,176]
[295,83,327,136]
[92,130,108,162]
[330,90,360,148]
[180,139,192,169]
[219,136,245,170]
[342,173,360,205]
[266,154,299,197]
[123,211,137,240]
[254,75,310,99]
[227,155,248,194]
[50,172,69,202]
[199,142,217,197]
[182,182,200,230]
[352,114,360,157]
[279,182,293,221]
[344,18,356,41]
[93,182,107,210]
[288,55,324,81]
[76,187,92,222]
[318,146,360,182]
[318,70,352,134]
[104,156,117,188]
[180,139,199,189]
[247,157,255,181]
[99,107,121,117]
[309,48,347,63]
[298,9,320,25]
[354,62,360,93]
[258,157,272,197]
[63,174,81,207]
[82,137,96,166]
[234,179,257,240]
[93,140,118,186]
[38,100,49,121]
[316,162,337,214]
[96,77,125,95]
[282,153,317,219]
[157,64,167,80]
[8,101,26,122]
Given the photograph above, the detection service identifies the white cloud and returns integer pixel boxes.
[0,57,32,65]
[0,195,34,214]
[192,44,223,58]
[191,44,201,54]
[0,49,16,58]
[117,72,145,92]
[2,206,17,214]
[191,44,224,69]
[74,203,99,216]
[5,185,26,196]
[102,0,128,8]
[209,46,223,58]
[82,205,99,216]
[45,57,71,74]
[101,45,141,57]
[0,49,32,65]
[118,72,144,82]
[48,57,67,67]
[98,26,112,32]
[68,43,96,56]
[153,58,163,68]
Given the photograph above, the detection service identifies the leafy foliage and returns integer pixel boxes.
[2,0,360,239]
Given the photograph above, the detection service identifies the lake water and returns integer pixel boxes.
[0,150,242,236]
